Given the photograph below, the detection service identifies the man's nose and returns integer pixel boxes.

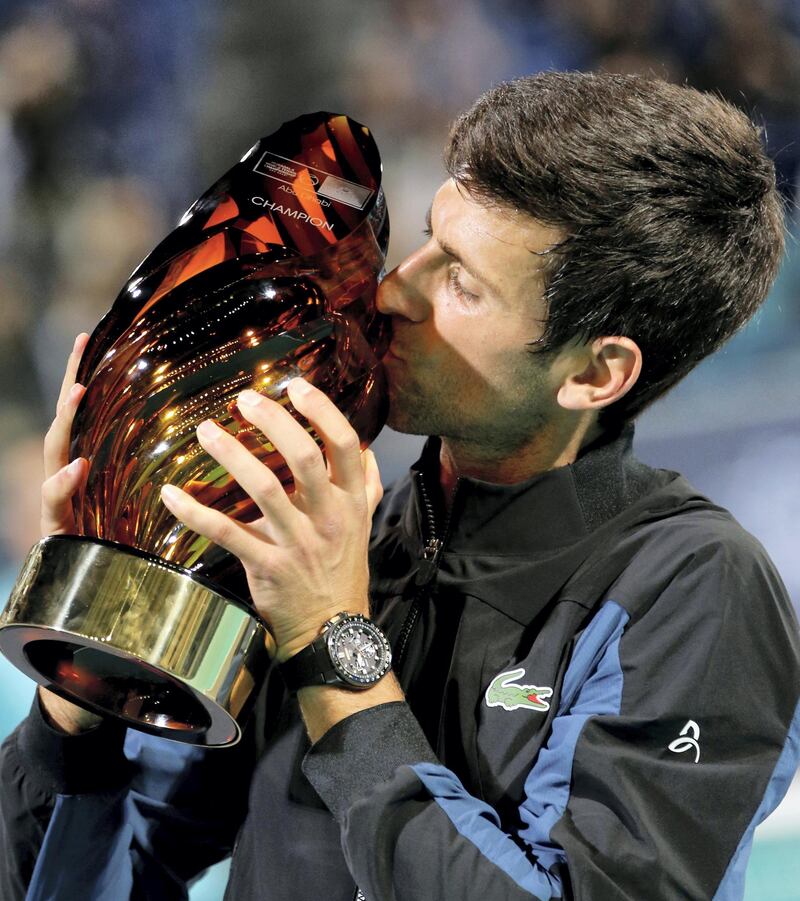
[376,246,432,322]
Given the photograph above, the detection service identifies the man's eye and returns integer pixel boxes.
[448,266,478,302]
[422,225,433,238]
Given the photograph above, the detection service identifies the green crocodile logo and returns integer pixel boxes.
[485,668,553,712]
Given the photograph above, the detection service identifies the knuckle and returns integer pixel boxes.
[318,515,344,540]
[211,517,234,546]
[255,477,279,503]
[296,448,323,472]
[335,431,361,455]
[247,561,273,584]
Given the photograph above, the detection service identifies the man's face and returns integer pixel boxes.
[376,179,566,454]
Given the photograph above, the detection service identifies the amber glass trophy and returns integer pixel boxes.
[0,112,390,746]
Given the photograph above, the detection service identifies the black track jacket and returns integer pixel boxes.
[1,425,799,900]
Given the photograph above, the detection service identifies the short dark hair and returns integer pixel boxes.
[445,71,785,423]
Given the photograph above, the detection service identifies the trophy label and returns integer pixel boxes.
[253,151,321,185]
[317,175,373,210]
[253,151,373,211]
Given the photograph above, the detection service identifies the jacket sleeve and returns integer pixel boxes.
[0,691,254,900]
[302,533,800,901]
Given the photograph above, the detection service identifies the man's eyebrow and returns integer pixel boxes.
[424,203,502,295]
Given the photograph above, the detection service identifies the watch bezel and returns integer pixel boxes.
[325,614,392,688]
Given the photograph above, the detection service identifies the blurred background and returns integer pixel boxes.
[0,1,798,898]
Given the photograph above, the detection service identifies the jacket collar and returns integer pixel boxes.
[403,422,655,557]
[369,423,690,626]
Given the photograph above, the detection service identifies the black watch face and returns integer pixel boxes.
[327,616,392,687]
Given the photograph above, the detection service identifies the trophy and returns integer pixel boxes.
[0,112,390,747]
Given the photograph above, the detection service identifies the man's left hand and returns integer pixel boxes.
[159,378,383,663]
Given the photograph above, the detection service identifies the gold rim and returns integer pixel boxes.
[0,536,271,746]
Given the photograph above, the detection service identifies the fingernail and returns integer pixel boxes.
[73,334,83,353]
[239,389,263,407]
[69,384,83,401]
[289,378,311,394]
[197,419,219,439]
[66,459,82,477]
[161,484,183,505]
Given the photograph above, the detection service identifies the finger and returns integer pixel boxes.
[195,418,301,540]
[237,389,331,508]
[57,333,90,411]
[160,483,270,569]
[285,379,363,494]
[44,383,86,479]
[362,449,384,518]
[41,458,88,536]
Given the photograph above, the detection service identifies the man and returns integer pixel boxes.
[2,72,798,900]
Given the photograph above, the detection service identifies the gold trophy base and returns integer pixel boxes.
[0,536,271,747]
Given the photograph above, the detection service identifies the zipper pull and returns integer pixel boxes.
[415,537,442,587]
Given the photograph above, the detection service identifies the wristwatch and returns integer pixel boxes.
[279,612,392,692]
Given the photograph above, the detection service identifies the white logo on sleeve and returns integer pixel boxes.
[668,719,701,763]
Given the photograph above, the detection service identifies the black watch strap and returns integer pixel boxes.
[279,635,339,692]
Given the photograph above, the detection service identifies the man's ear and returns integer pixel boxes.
[556,337,642,411]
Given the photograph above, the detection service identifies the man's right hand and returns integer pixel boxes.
[37,333,104,735]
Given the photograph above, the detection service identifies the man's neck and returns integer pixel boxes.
[437,414,602,508]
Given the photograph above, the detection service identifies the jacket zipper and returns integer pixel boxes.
[354,475,458,901]
[393,472,458,675]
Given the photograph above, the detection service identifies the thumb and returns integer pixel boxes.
[40,458,88,537]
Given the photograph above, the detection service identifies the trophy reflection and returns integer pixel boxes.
[0,112,390,746]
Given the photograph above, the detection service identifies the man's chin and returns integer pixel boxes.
[385,411,429,437]
[385,399,434,437]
